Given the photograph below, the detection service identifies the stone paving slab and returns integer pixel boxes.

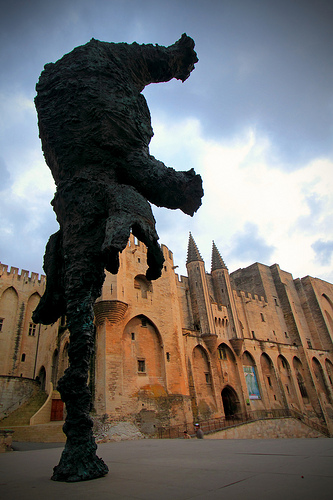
[0,438,333,500]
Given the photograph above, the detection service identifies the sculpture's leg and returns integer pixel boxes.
[52,290,108,482]
[101,184,165,280]
[51,182,108,481]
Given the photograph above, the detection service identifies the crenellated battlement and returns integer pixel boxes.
[235,289,266,305]
[0,262,46,285]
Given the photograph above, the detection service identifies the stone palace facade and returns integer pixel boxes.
[1,233,333,433]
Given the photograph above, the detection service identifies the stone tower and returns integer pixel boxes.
[186,233,215,334]
[211,242,243,354]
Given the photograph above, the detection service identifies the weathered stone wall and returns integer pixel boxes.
[94,235,193,427]
[1,235,333,433]
[206,418,325,439]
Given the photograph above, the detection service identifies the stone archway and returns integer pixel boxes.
[192,345,216,420]
[221,385,240,418]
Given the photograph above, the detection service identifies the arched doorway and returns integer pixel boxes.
[222,386,240,418]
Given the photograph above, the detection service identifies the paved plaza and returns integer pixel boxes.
[1,438,333,500]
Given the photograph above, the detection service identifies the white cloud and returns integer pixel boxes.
[149,116,333,282]
[0,92,35,130]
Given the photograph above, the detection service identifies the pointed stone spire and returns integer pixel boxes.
[211,241,227,272]
[186,232,203,264]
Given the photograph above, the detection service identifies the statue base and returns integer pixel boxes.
[51,437,108,482]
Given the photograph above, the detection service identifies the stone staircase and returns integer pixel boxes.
[0,388,47,427]
[0,387,66,443]
[7,421,66,443]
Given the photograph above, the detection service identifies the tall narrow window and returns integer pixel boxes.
[218,346,227,360]
[0,318,3,332]
[21,353,26,362]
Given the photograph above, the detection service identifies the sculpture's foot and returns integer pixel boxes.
[51,440,109,482]
[102,245,120,275]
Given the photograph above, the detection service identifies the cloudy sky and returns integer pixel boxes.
[1,0,332,283]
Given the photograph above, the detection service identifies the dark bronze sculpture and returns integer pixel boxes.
[33,34,203,482]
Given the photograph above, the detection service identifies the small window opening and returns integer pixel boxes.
[166,352,170,361]
[205,372,211,384]
[131,332,135,341]
[21,353,26,362]
[260,313,265,322]
[284,332,289,338]
[0,318,3,331]
[307,339,313,349]
[267,376,272,387]
[141,318,147,327]
[281,358,287,369]
[138,359,146,373]
[298,379,308,398]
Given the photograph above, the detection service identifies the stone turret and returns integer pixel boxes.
[210,242,243,354]
[211,241,227,272]
[186,233,215,335]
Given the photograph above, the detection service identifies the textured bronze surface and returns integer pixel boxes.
[33,34,202,481]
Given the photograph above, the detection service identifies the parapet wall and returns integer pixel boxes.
[234,289,266,304]
[0,263,45,285]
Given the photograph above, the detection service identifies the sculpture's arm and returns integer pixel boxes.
[117,151,203,217]
[128,33,198,88]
